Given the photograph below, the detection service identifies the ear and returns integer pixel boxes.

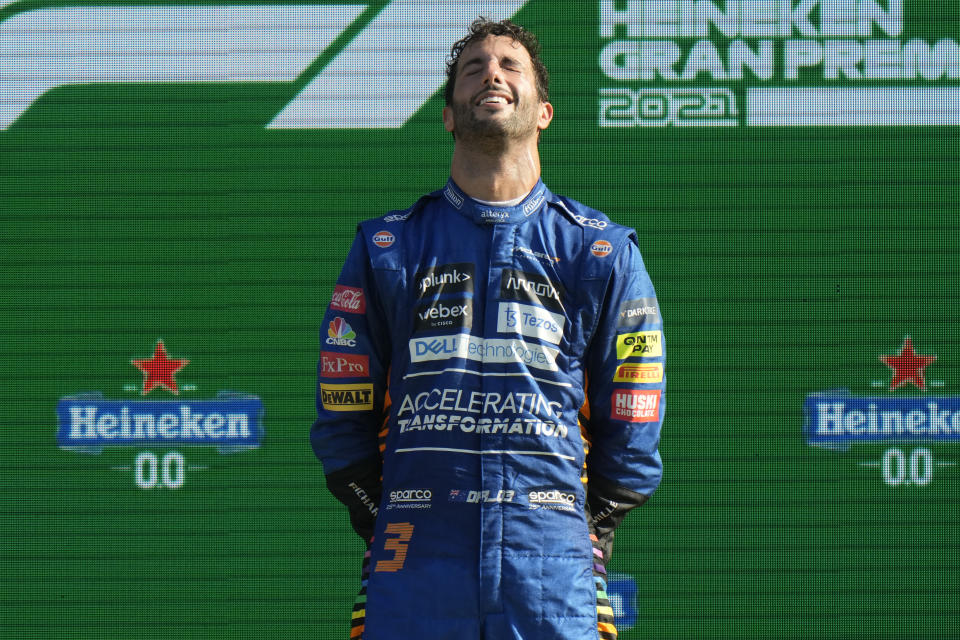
[443,105,455,133]
[538,101,554,131]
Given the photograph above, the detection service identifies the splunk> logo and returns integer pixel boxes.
[803,336,957,487]
[0,0,531,130]
[56,339,263,489]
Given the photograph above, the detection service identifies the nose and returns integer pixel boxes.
[479,58,505,86]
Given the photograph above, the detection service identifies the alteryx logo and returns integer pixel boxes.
[0,0,530,130]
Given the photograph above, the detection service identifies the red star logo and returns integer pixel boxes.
[879,336,936,391]
[131,340,189,395]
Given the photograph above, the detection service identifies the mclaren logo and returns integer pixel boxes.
[0,0,530,129]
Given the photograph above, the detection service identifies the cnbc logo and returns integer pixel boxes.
[598,0,960,127]
[803,336,958,487]
[56,340,263,489]
[0,0,529,130]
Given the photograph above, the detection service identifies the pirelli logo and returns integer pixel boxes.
[613,362,663,383]
[615,330,663,359]
[320,383,373,412]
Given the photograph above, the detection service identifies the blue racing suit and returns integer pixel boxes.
[311,178,664,640]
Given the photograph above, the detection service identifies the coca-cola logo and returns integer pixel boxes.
[331,285,365,314]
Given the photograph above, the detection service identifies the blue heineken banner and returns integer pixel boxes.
[805,392,960,446]
[57,396,263,452]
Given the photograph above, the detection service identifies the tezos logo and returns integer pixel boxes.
[55,339,263,490]
[804,335,958,487]
[326,317,357,346]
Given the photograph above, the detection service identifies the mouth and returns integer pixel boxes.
[475,92,513,107]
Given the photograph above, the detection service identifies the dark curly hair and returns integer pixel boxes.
[444,17,550,106]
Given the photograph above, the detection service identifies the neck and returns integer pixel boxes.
[449,138,542,202]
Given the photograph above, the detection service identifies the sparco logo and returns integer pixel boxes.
[414,299,472,332]
[0,1,531,130]
[388,488,433,508]
[571,213,608,229]
[383,211,413,223]
[500,269,564,312]
[528,488,577,511]
[415,263,474,297]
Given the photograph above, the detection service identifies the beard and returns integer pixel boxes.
[449,89,540,151]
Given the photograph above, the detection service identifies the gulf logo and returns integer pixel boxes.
[373,231,395,248]
[590,240,612,257]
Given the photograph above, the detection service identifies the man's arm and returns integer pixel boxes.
[310,231,391,543]
[583,234,665,566]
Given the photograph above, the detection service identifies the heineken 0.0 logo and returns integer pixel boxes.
[0,0,529,129]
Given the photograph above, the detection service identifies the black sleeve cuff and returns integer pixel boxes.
[325,456,382,543]
[586,471,649,566]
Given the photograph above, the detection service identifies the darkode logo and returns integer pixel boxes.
[617,298,660,327]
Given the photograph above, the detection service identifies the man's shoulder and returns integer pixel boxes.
[547,193,635,239]
[360,188,444,228]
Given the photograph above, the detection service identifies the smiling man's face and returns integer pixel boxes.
[443,35,552,143]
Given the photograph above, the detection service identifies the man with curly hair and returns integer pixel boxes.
[312,17,664,640]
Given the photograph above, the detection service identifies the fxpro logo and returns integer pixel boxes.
[598,0,960,127]
[0,0,530,129]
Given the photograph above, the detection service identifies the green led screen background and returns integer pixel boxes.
[2,0,958,638]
